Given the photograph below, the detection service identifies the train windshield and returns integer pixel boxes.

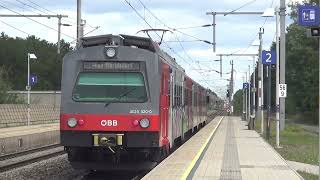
[72,72,147,102]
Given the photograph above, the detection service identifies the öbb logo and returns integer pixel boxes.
[100,120,118,127]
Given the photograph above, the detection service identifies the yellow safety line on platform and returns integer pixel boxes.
[180,116,224,180]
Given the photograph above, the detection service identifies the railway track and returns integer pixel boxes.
[0,143,61,161]
[0,144,65,173]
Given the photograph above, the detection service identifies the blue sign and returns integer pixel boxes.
[30,74,38,86]
[262,50,276,65]
[298,5,320,27]
[243,83,249,89]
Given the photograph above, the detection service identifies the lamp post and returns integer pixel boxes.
[27,53,37,126]
[57,17,72,54]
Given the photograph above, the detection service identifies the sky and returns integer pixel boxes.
[0,0,304,98]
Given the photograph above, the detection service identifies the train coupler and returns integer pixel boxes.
[92,133,124,147]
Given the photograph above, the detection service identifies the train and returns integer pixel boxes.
[60,34,222,171]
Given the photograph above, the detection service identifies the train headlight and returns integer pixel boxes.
[139,118,150,128]
[105,47,116,58]
[67,118,77,128]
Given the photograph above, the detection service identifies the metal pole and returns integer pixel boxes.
[252,56,256,127]
[266,65,272,140]
[248,65,251,123]
[243,76,245,120]
[0,14,68,18]
[318,29,320,180]
[220,55,222,77]
[77,0,82,47]
[57,16,61,54]
[258,28,264,134]
[276,8,280,147]
[231,60,234,114]
[246,72,248,121]
[213,13,216,52]
[318,1,320,176]
[27,54,30,126]
[280,0,286,130]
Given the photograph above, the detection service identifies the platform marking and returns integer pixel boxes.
[180,116,224,180]
[220,117,242,180]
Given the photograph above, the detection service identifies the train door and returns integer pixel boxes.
[160,62,170,148]
[191,84,195,130]
[168,69,174,147]
[181,79,186,140]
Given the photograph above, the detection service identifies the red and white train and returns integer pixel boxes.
[60,34,221,170]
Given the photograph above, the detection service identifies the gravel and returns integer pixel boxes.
[0,154,86,180]
[0,154,147,180]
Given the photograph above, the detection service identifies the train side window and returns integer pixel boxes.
[184,88,187,106]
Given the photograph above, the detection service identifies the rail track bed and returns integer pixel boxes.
[0,144,65,173]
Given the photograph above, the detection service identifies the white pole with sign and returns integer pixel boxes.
[279,84,287,98]
[276,7,281,148]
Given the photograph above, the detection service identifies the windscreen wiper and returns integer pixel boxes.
[117,87,137,99]
[104,88,137,107]
[105,102,111,108]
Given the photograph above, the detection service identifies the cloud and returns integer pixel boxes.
[0,0,294,97]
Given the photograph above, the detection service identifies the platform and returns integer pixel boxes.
[0,123,60,155]
[143,116,303,180]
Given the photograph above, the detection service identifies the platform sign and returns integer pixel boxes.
[30,74,38,86]
[298,5,320,27]
[262,50,276,65]
[279,84,287,98]
[243,83,249,89]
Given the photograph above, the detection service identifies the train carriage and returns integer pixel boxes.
[60,34,216,170]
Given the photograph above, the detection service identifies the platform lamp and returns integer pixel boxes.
[26,53,37,126]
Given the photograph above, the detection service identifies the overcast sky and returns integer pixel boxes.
[0,0,303,98]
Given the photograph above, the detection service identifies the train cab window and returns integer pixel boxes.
[72,72,147,102]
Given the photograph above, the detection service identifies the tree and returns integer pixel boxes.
[284,1,319,124]
[0,33,73,91]
[0,66,22,104]
[233,89,243,116]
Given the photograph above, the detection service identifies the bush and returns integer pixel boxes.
[0,66,23,104]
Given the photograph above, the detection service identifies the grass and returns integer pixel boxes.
[254,118,319,165]
[297,171,319,180]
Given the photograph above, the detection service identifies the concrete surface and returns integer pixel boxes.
[0,123,60,155]
[143,116,303,180]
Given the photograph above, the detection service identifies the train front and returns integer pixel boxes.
[60,35,162,171]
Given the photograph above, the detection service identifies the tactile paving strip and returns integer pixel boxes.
[220,117,242,180]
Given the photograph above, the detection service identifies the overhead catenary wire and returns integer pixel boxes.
[231,0,274,57]
[25,0,97,29]
[173,24,213,30]
[0,0,27,12]
[135,0,212,44]
[0,3,75,39]
[134,0,215,69]
[15,0,48,15]
[0,19,32,36]
[134,0,221,75]
[224,0,257,16]
[123,0,212,88]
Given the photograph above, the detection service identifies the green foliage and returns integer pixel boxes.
[285,1,319,124]
[267,121,319,165]
[297,171,319,180]
[232,89,243,116]
[0,32,73,91]
[0,66,23,104]
[249,0,319,124]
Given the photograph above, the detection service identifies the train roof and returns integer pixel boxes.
[80,34,185,73]
[80,34,161,53]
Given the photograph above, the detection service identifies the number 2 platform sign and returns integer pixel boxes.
[262,50,276,65]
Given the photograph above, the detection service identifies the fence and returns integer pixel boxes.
[0,91,61,128]
[0,104,59,128]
